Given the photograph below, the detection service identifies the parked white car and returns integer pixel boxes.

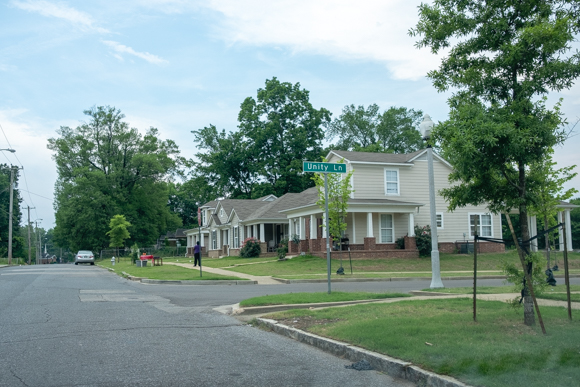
[75,250,95,265]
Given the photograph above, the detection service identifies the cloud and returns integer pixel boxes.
[203,0,442,80]
[11,0,110,33]
[102,40,169,65]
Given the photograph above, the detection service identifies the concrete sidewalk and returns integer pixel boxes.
[165,262,284,284]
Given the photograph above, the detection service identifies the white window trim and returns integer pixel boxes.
[468,213,493,238]
[436,213,444,229]
[211,230,217,249]
[379,213,395,243]
[384,168,400,196]
[220,208,224,217]
[233,226,239,249]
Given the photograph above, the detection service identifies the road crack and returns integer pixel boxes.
[10,369,29,387]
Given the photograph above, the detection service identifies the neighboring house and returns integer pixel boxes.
[186,150,576,258]
[157,228,187,248]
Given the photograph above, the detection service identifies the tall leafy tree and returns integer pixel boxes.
[327,104,423,153]
[376,106,423,153]
[191,125,259,199]
[412,0,580,326]
[326,104,381,149]
[0,164,22,258]
[238,77,331,196]
[48,106,182,252]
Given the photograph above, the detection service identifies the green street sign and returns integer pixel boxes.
[303,161,347,173]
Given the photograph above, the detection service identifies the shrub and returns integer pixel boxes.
[395,236,405,250]
[240,237,261,258]
[414,225,431,257]
[130,243,139,261]
[277,238,289,260]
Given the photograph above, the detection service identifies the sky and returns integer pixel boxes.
[1,0,579,230]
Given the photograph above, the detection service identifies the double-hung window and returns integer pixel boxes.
[380,214,394,243]
[470,214,492,237]
[436,213,444,229]
[211,230,217,249]
[384,169,399,195]
[233,226,239,248]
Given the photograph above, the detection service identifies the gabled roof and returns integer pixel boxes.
[328,149,452,168]
[328,149,424,164]
[201,200,218,209]
[246,187,320,221]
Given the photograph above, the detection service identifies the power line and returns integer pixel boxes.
[20,189,53,201]
[0,122,40,219]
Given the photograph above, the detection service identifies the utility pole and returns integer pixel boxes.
[8,167,14,265]
[26,206,34,265]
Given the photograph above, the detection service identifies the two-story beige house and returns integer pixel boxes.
[186,149,575,258]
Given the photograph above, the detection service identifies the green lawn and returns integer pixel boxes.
[240,291,411,307]
[424,284,580,295]
[98,259,247,281]
[162,256,279,269]
[264,298,580,387]
[222,251,580,278]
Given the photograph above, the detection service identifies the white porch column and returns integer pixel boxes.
[259,223,265,242]
[558,211,564,251]
[252,224,256,238]
[288,218,293,238]
[565,210,573,251]
[366,212,373,238]
[351,212,356,244]
[200,232,205,247]
[299,217,305,240]
[408,213,415,237]
[528,215,538,252]
[310,215,316,239]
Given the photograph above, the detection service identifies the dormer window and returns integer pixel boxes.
[384,169,399,195]
[220,208,224,217]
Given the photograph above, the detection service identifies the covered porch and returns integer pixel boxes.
[281,199,424,259]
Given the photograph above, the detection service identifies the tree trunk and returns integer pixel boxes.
[523,293,535,326]
[519,164,535,326]
[544,214,550,269]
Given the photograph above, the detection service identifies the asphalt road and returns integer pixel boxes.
[0,265,416,387]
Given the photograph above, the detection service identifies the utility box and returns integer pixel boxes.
[135,260,147,267]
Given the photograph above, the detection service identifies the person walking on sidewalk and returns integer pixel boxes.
[193,242,201,267]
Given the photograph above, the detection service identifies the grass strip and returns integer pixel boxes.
[222,251,580,277]
[98,260,246,281]
[265,298,580,387]
[240,291,410,307]
[423,284,580,295]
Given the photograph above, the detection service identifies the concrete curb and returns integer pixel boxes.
[256,318,470,387]
[235,298,407,315]
[109,268,257,285]
[140,279,257,285]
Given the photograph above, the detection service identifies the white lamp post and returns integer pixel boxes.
[420,115,444,289]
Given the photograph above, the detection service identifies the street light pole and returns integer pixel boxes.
[420,114,444,289]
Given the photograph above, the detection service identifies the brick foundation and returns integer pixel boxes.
[311,250,419,259]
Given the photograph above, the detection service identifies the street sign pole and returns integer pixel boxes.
[303,161,347,294]
[325,173,331,294]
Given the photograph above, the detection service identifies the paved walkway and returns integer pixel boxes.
[165,262,284,284]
